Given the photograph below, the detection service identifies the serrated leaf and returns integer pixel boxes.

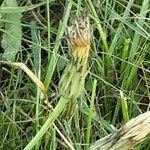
[1,0,22,61]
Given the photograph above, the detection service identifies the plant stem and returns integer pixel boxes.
[24,96,70,150]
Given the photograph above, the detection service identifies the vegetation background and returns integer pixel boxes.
[0,0,150,149]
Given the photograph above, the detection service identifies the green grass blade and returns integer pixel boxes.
[44,2,72,90]
[23,97,71,150]
[86,0,108,52]
[31,21,42,150]
[120,90,129,122]
[109,0,134,54]
[46,0,51,60]
[86,79,97,150]
[128,0,149,62]
[120,39,130,74]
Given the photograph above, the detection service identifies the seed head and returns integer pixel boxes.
[68,14,92,66]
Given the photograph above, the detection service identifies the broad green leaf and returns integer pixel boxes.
[0,1,54,13]
[1,0,22,61]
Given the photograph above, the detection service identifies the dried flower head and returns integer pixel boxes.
[68,13,92,67]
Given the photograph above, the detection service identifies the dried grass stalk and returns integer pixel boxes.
[90,111,150,150]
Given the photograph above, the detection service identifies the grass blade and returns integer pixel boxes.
[86,79,97,150]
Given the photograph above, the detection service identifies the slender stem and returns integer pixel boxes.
[86,79,97,150]
[46,0,51,60]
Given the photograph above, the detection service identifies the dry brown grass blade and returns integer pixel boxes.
[90,111,150,150]
[0,61,48,103]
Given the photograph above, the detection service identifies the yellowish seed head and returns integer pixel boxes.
[68,14,92,66]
